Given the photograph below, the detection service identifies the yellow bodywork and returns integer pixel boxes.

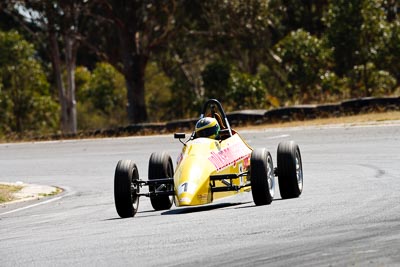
[174,133,252,206]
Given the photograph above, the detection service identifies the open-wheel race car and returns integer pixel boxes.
[114,99,303,218]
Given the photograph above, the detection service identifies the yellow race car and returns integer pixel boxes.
[114,99,303,218]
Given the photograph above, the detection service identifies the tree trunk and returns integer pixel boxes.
[45,1,79,135]
[124,54,148,123]
[64,34,77,133]
[48,27,69,133]
[118,27,148,124]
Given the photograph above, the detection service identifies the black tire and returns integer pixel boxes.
[277,141,303,199]
[148,152,174,210]
[114,160,140,218]
[250,148,275,206]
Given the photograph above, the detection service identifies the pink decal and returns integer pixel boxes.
[208,142,251,171]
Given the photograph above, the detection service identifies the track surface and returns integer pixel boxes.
[1,123,400,266]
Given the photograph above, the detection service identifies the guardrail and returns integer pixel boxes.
[43,96,399,140]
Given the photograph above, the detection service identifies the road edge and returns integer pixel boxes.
[0,182,63,206]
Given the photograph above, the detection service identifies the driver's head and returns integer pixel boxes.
[195,117,220,139]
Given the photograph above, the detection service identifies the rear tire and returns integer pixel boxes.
[114,160,140,218]
[148,152,174,210]
[277,141,303,199]
[250,148,275,205]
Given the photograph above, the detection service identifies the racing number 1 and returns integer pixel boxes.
[180,182,188,192]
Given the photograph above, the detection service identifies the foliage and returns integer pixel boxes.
[275,0,328,36]
[319,71,350,101]
[0,30,58,136]
[274,29,333,103]
[324,0,363,76]
[202,60,269,110]
[359,0,389,64]
[324,0,397,97]
[201,0,278,74]
[258,64,285,107]
[168,73,200,120]
[145,62,173,121]
[85,0,179,123]
[76,63,127,130]
[1,0,400,138]
[376,18,400,82]
[88,63,126,115]
[75,66,91,99]
[347,63,397,97]
[202,61,231,102]
[2,0,92,134]
[227,70,268,110]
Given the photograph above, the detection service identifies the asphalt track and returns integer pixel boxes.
[1,122,400,266]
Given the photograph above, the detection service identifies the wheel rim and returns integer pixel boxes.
[130,168,140,211]
[295,150,303,192]
[267,155,275,197]
[131,183,139,206]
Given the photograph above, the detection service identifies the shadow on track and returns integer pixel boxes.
[104,203,248,220]
[105,198,284,220]
[161,202,245,215]
[104,209,163,220]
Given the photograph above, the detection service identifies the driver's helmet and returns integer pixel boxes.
[195,117,220,139]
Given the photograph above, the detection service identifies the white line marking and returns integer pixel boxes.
[265,134,290,139]
[0,187,73,216]
[0,196,62,216]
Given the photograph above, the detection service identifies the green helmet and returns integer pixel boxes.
[195,117,220,139]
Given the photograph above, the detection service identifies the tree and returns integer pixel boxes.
[2,0,92,134]
[76,63,127,129]
[324,0,363,76]
[200,1,279,75]
[0,30,58,135]
[372,0,400,87]
[228,70,268,110]
[277,0,329,36]
[202,61,231,102]
[153,0,212,118]
[85,0,178,123]
[275,29,332,102]
[325,0,397,96]
[377,17,400,83]
[145,61,173,121]
[154,0,285,116]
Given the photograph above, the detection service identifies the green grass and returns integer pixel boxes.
[0,184,23,203]
[38,187,63,197]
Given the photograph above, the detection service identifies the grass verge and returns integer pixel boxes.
[38,187,63,197]
[0,184,23,203]
[238,111,400,130]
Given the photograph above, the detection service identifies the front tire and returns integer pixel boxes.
[277,141,303,199]
[250,148,275,205]
[148,152,174,210]
[114,160,140,218]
